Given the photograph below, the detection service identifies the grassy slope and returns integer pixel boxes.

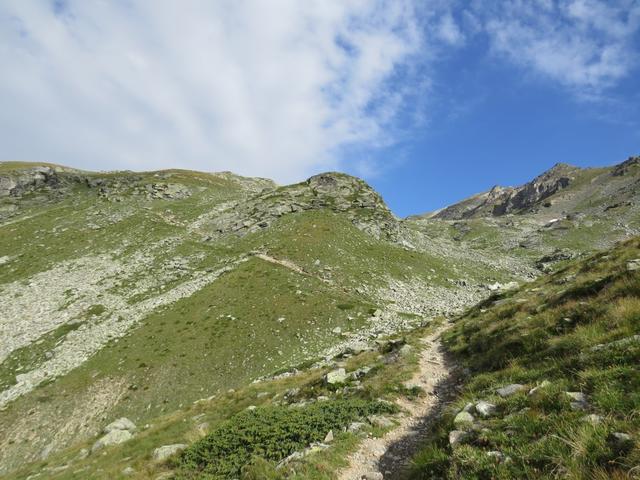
[408,237,640,479]
[0,196,475,476]
[5,315,439,480]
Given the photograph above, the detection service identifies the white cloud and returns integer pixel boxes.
[0,0,424,182]
[478,0,640,94]
[436,13,465,46]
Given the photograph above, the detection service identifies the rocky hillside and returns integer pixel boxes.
[408,156,640,275]
[406,236,640,479]
[429,157,640,220]
[0,157,638,479]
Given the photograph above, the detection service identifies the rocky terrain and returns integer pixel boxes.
[0,156,638,479]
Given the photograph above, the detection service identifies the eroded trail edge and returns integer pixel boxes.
[338,322,457,480]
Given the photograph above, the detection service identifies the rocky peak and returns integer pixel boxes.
[202,172,399,240]
[612,156,640,177]
[501,163,580,213]
[434,163,581,219]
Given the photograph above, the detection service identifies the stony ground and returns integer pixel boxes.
[337,322,456,480]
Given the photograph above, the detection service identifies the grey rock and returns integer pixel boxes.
[346,342,373,355]
[324,430,334,443]
[152,444,187,461]
[475,400,496,418]
[277,451,304,468]
[398,344,413,356]
[91,429,133,452]
[39,443,54,460]
[626,259,640,271]
[453,411,474,426]
[348,422,366,433]
[582,414,603,424]
[496,384,525,397]
[610,432,632,445]
[368,415,394,428]
[122,466,135,476]
[590,335,640,352]
[325,368,348,385]
[104,417,136,433]
[566,391,588,410]
[449,430,469,447]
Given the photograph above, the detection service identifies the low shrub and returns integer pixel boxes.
[174,399,396,479]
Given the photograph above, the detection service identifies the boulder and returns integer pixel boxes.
[104,417,136,433]
[325,368,348,385]
[153,444,187,461]
[496,384,525,398]
[346,342,373,355]
[348,422,366,433]
[590,335,640,352]
[368,415,394,428]
[475,401,496,418]
[449,430,469,447]
[91,429,133,452]
[610,432,632,446]
[453,411,474,426]
[324,430,334,443]
[566,392,588,410]
[582,414,602,424]
[626,259,640,271]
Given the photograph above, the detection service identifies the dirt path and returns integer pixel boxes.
[338,322,456,480]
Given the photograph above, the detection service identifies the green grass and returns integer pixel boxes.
[407,237,640,479]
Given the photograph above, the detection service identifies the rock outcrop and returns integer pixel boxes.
[0,166,67,197]
[433,163,580,219]
[202,172,400,240]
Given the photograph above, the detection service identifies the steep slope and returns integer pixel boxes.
[407,237,640,479]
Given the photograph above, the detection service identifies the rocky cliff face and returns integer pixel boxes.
[434,163,581,219]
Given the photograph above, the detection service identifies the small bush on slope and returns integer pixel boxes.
[173,399,396,479]
[408,237,640,479]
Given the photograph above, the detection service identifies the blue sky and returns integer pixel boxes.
[0,1,639,216]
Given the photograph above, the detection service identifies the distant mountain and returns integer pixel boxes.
[427,156,640,221]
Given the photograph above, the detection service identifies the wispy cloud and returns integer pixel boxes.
[475,0,640,95]
[0,0,425,181]
[0,1,637,180]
